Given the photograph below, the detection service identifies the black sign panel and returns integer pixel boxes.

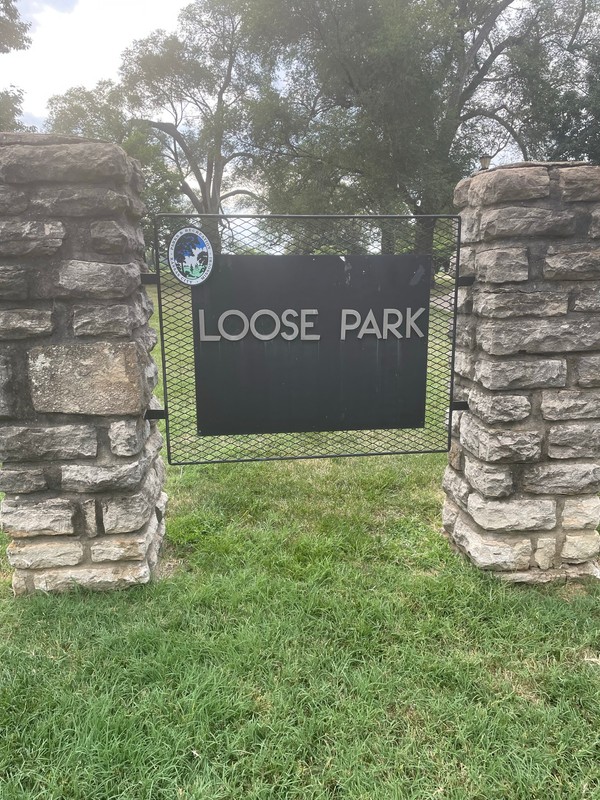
[191,254,431,436]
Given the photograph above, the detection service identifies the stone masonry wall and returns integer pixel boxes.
[0,132,166,595]
[444,162,600,582]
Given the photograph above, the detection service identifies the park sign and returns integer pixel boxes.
[154,215,460,464]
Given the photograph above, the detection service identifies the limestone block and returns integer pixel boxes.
[61,429,162,492]
[12,562,151,595]
[468,387,531,424]
[134,325,158,353]
[460,414,542,462]
[541,390,600,420]
[454,177,471,208]
[463,456,513,498]
[561,496,600,529]
[533,537,556,570]
[448,439,462,471]
[477,317,600,356]
[0,185,28,214]
[146,518,165,572]
[0,425,97,461]
[544,248,600,280]
[453,350,473,380]
[468,167,550,207]
[548,421,600,458]
[81,499,98,537]
[561,532,600,564]
[559,166,600,201]
[501,561,600,584]
[0,468,48,493]
[61,461,146,493]
[591,209,600,238]
[1,497,77,537]
[453,382,469,403]
[0,308,53,339]
[0,354,14,417]
[145,361,159,391]
[90,533,149,563]
[460,209,480,244]
[0,142,132,184]
[100,466,161,533]
[467,493,556,532]
[475,358,567,390]
[108,418,150,457]
[571,286,600,312]
[7,539,84,569]
[481,208,576,241]
[473,289,567,318]
[57,260,140,299]
[0,220,65,256]
[458,246,476,278]
[450,410,463,437]
[0,265,28,299]
[576,355,600,387]
[454,316,475,349]
[90,220,145,255]
[0,132,86,145]
[453,516,532,571]
[72,304,133,337]
[442,466,470,509]
[442,498,460,532]
[30,186,130,217]
[521,462,600,494]
[29,342,151,415]
[474,248,529,283]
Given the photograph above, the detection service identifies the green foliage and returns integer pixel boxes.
[544,45,600,163]
[0,86,28,132]
[119,0,271,213]
[0,0,30,131]
[240,0,600,214]
[0,0,29,54]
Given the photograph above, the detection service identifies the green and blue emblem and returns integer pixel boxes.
[168,226,214,286]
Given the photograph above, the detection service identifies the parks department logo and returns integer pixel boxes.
[168,226,214,286]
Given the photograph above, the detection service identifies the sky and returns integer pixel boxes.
[2,0,191,128]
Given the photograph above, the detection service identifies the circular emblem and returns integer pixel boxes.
[168,226,214,286]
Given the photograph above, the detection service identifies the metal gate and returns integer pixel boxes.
[148,214,462,465]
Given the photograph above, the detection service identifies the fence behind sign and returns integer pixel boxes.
[153,214,460,465]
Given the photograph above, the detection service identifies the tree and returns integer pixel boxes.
[0,0,29,53]
[119,0,270,215]
[0,0,31,131]
[242,0,600,217]
[541,45,600,163]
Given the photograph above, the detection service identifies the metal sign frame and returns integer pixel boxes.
[149,214,462,466]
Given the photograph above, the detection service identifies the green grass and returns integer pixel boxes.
[1,284,600,798]
[1,454,600,799]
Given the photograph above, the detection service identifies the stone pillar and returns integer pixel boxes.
[444,162,600,583]
[0,133,166,595]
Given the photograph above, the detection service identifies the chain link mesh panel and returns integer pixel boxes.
[154,214,460,464]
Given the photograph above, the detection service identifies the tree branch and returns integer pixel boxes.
[465,0,516,65]
[132,118,210,210]
[460,35,521,107]
[461,108,529,158]
[567,0,586,52]
[220,188,265,205]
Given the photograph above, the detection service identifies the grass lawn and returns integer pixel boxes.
[2,284,600,799]
[1,453,600,799]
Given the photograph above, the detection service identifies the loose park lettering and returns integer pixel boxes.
[190,253,432,436]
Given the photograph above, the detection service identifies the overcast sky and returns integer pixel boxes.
[3,0,191,127]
